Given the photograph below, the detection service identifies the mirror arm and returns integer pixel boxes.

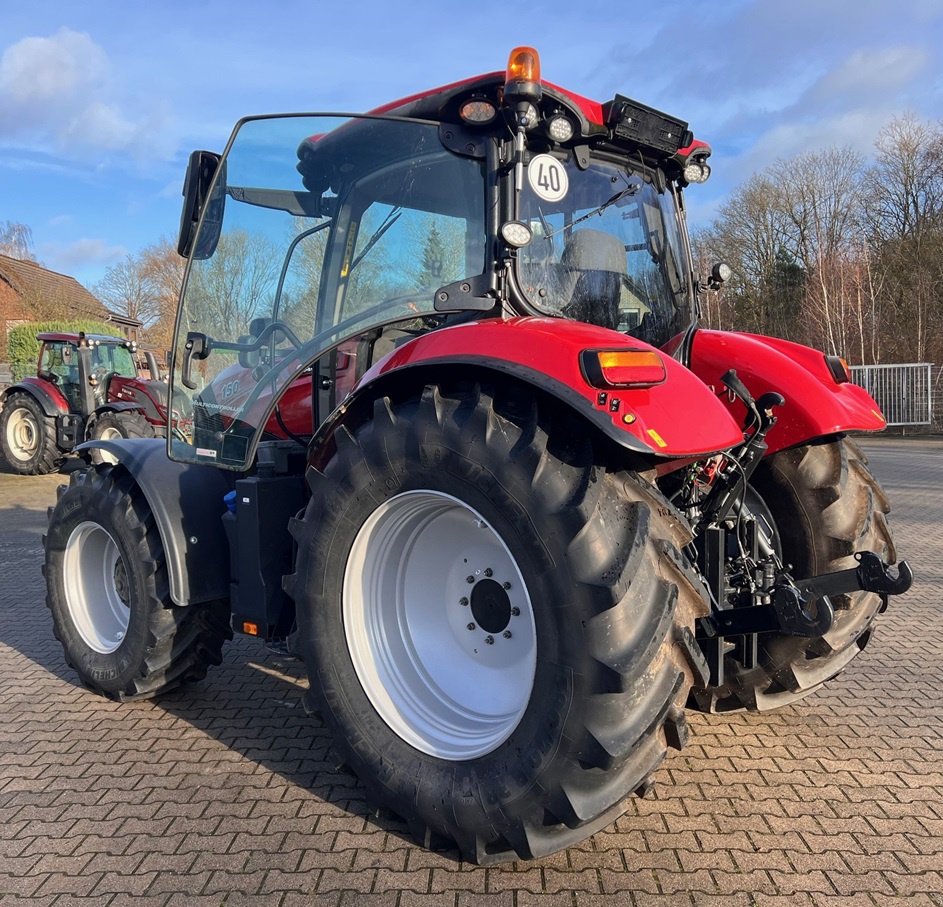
[181,322,306,389]
[182,332,210,390]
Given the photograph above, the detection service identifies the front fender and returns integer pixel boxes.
[352,317,743,459]
[688,331,886,454]
[3,378,70,417]
[74,438,234,606]
[95,402,145,415]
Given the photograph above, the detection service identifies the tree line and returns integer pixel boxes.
[695,114,943,366]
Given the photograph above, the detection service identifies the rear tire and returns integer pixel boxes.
[44,465,231,700]
[286,381,709,863]
[0,391,62,475]
[693,437,894,712]
[89,411,155,465]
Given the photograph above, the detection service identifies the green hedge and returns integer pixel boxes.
[7,320,116,382]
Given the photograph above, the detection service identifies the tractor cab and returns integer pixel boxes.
[37,333,139,415]
[170,48,709,470]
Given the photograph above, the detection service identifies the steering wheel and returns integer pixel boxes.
[218,291,433,445]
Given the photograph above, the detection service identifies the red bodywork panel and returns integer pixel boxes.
[17,376,69,413]
[685,330,886,455]
[357,318,744,459]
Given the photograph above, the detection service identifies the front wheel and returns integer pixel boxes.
[0,391,62,475]
[44,465,231,699]
[89,411,156,465]
[286,380,709,863]
[693,437,895,712]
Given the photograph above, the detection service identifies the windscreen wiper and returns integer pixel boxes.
[349,207,402,273]
[542,183,639,241]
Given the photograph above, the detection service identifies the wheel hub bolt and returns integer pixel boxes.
[503,630,512,639]
[484,568,493,577]
[484,636,494,645]
[467,623,476,631]
[459,597,469,607]
[510,607,520,617]
[466,576,475,584]
[503,582,511,590]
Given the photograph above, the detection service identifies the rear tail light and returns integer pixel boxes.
[581,349,667,388]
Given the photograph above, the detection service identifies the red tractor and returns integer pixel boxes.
[43,48,911,863]
[0,331,168,474]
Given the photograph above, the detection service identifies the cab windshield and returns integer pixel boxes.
[170,115,487,469]
[516,155,692,347]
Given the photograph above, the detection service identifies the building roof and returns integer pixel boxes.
[0,253,141,329]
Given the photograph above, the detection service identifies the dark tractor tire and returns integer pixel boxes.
[88,411,155,465]
[43,464,231,700]
[285,380,709,864]
[692,436,895,713]
[0,391,62,475]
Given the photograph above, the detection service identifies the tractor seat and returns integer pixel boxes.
[560,230,626,332]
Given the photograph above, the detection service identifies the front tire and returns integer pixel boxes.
[694,437,895,712]
[0,391,62,475]
[44,465,231,700]
[89,411,155,465]
[287,381,709,863]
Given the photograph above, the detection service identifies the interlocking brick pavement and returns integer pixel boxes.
[1,438,941,906]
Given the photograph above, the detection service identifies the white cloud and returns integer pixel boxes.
[803,47,929,108]
[0,27,176,160]
[0,28,107,111]
[40,237,127,272]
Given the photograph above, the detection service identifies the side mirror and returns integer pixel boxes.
[177,150,224,260]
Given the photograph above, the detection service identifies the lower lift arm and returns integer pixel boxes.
[699,551,913,640]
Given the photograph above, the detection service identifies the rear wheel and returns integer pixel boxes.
[693,437,894,712]
[44,465,231,699]
[286,381,709,863]
[89,411,155,465]
[0,391,62,475]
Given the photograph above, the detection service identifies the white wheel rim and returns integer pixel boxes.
[344,490,537,760]
[97,426,123,465]
[63,521,131,654]
[5,407,39,461]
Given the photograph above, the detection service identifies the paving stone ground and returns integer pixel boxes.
[0,437,940,907]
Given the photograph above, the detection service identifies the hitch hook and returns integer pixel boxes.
[854,551,913,596]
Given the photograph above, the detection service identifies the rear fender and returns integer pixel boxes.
[688,330,886,454]
[73,438,234,606]
[2,378,70,417]
[336,317,743,459]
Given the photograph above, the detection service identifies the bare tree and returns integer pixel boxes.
[0,221,35,261]
[777,148,865,356]
[138,240,185,351]
[95,254,163,326]
[861,115,943,363]
[183,230,278,339]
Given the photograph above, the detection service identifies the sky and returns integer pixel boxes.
[1,0,942,290]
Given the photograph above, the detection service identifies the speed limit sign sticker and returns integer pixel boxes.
[528,154,568,202]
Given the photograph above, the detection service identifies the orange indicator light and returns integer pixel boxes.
[242,621,259,636]
[595,350,666,387]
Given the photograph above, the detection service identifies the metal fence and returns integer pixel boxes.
[850,363,933,426]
